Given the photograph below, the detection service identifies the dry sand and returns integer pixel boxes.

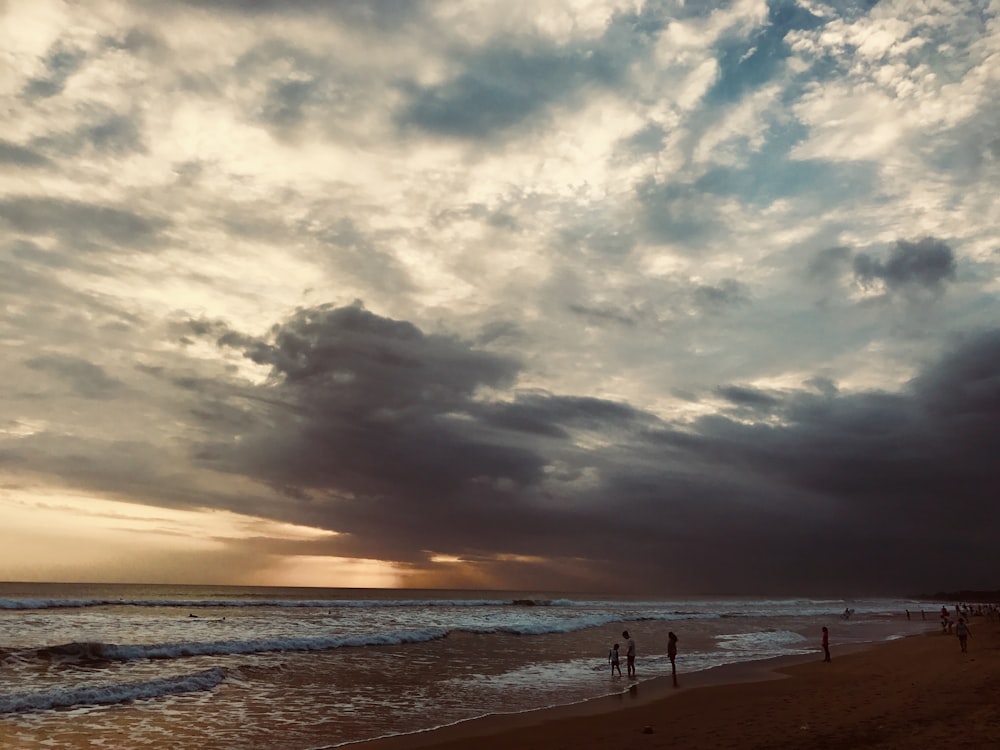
[357,620,1000,750]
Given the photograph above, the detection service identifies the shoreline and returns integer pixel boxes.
[340,651,823,750]
[348,624,998,750]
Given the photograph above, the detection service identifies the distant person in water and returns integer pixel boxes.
[622,630,636,677]
[608,643,622,676]
[821,626,831,662]
[955,618,971,653]
[667,631,679,687]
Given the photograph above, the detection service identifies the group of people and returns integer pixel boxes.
[608,629,680,687]
[607,603,979,693]
[939,605,973,651]
[607,630,634,678]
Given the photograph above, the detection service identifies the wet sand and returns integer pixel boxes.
[357,621,1000,750]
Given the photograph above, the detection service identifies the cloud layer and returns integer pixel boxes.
[1,0,998,594]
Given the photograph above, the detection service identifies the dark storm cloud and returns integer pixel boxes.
[0,196,167,249]
[24,355,126,400]
[854,238,956,292]
[186,303,533,500]
[612,330,1000,592]
[181,303,638,561]
[22,288,991,592]
[282,312,999,589]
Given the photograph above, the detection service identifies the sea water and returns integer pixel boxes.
[0,583,934,749]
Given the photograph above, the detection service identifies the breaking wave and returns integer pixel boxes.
[0,667,226,714]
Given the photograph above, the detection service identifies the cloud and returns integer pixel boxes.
[396,6,660,141]
[853,237,956,292]
[22,43,87,100]
[168,299,999,592]
[807,245,850,280]
[23,355,126,400]
[1,0,998,594]
[0,140,50,167]
[707,0,823,105]
[693,279,750,313]
[188,303,530,496]
[0,197,167,250]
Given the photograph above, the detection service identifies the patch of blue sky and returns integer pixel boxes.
[694,154,881,210]
[706,0,825,106]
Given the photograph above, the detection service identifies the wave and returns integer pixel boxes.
[0,597,535,611]
[0,667,226,714]
[21,629,452,664]
[8,604,713,667]
[12,611,707,665]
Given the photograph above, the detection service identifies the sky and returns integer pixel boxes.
[1,0,998,596]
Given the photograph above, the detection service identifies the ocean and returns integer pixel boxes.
[0,583,934,749]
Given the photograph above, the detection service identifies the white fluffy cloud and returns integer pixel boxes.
[1,0,997,593]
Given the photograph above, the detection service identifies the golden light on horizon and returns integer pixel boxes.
[0,485,400,587]
[429,553,463,563]
[256,555,412,589]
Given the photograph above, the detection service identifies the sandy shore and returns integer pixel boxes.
[356,620,1000,750]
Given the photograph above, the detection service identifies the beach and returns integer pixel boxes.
[0,586,984,749]
[358,620,1000,750]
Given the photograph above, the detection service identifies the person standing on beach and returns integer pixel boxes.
[956,618,971,652]
[609,643,622,676]
[667,631,679,687]
[622,630,636,677]
[821,626,831,662]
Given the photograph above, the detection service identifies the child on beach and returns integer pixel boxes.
[609,643,622,676]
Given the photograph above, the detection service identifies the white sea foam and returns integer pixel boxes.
[0,667,226,714]
[715,629,810,652]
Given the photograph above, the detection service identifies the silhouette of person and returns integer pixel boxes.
[609,643,622,676]
[956,618,971,653]
[821,626,831,662]
[667,631,679,687]
[622,630,636,677]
